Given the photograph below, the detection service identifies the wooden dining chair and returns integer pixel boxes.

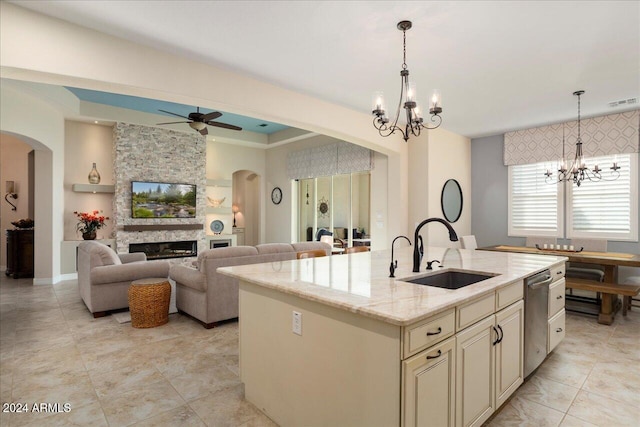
[296,249,327,259]
[344,246,369,254]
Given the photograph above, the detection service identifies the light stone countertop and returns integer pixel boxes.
[218,246,567,326]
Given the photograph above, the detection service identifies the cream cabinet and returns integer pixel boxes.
[548,265,566,354]
[402,337,456,427]
[403,309,456,358]
[455,315,495,427]
[455,299,524,427]
[494,300,524,408]
[402,282,525,427]
[548,310,565,352]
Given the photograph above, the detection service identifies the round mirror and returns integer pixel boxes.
[441,179,463,223]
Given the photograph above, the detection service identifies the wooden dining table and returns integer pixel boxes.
[479,245,640,324]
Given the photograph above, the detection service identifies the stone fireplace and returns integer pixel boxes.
[113,123,207,255]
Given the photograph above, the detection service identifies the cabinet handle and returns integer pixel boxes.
[497,325,504,344]
[492,326,499,345]
[556,327,563,333]
[557,295,563,299]
[557,271,563,275]
[426,350,442,360]
[426,327,442,336]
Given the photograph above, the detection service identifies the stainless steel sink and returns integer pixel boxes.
[403,270,497,290]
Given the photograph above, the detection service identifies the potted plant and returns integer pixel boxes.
[74,210,109,240]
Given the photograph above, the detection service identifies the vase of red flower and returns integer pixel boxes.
[82,231,97,240]
[74,210,109,240]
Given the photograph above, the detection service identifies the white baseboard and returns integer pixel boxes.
[33,275,65,285]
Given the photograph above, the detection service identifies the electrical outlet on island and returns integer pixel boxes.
[292,311,302,335]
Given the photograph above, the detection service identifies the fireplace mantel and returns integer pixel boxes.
[123,224,203,232]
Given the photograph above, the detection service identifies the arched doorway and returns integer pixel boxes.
[1,81,65,283]
[232,170,261,246]
[0,131,56,282]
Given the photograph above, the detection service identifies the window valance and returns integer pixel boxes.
[287,141,374,180]
[503,109,639,166]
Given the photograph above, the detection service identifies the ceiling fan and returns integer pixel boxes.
[156,106,242,135]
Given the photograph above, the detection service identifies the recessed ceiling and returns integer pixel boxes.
[65,87,289,135]
[10,1,640,138]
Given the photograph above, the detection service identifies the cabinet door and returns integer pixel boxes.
[456,316,496,427]
[495,300,524,408]
[402,337,456,427]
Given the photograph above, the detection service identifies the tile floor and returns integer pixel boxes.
[0,275,638,426]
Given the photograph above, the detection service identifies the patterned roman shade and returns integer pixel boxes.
[287,141,374,179]
[504,110,639,166]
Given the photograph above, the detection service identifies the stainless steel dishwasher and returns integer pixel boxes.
[524,269,553,378]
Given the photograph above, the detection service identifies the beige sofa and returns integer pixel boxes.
[169,242,331,328]
[78,241,170,317]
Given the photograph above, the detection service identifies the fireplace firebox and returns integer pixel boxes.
[129,240,197,260]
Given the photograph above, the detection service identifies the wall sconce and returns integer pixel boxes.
[232,204,240,227]
[5,181,18,211]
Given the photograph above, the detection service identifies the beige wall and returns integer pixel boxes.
[0,82,65,282]
[264,135,391,248]
[233,170,261,246]
[0,3,468,271]
[208,141,266,243]
[426,128,472,247]
[63,121,115,241]
[406,128,471,249]
[265,137,310,244]
[0,2,409,249]
[408,133,430,235]
[0,134,32,270]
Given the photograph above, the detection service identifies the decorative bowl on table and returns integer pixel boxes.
[11,218,34,229]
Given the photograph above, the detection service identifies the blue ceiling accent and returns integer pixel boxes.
[65,86,289,134]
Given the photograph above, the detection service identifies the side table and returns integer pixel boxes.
[128,278,171,328]
[6,229,34,278]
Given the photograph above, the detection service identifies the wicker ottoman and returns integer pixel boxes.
[128,278,171,328]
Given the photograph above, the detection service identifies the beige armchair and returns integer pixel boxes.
[77,241,170,317]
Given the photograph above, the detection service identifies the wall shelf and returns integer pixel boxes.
[206,207,232,214]
[206,179,232,187]
[72,183,115,193]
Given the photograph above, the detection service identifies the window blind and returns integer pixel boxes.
[568,154,636,239]
[509,162,561,236]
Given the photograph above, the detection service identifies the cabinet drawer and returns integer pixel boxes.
[548,278,566,318]
[548,309,565,353]
[496,281,523,311]
[404,309,455,358]
[550,263,565,281]
[457,293,495,331]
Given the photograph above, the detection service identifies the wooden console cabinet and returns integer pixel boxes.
[6,229,34,278]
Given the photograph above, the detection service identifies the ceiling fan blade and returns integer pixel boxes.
[199,127,208,136]
[201,111,222,121]
[156,121,190,125]
[207,121,242,131]
[158,109,189,119]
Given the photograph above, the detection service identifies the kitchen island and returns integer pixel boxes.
[218,245,567,427]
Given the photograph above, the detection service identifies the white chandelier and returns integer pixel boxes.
[371,20,443,142]
[545,90,621,186]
